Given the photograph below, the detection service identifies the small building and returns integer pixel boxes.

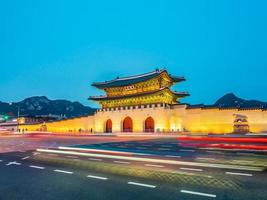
[17,115,62,125]
[0,120,18,132]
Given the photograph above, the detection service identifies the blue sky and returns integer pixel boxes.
[1,0,267,107]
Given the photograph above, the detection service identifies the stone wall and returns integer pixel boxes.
[18,105,267,134]
[19,115,94,133]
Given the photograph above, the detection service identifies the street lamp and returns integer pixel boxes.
[9,103,20,118]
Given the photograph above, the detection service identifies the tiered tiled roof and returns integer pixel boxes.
[89,87,189,101]
[91,69,185,89]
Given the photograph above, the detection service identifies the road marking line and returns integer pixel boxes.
[54,169,73,174]
[33,152,40,155]
[89,158,103,161]
[114,161,130,164]
[161,145,172,148]
[87,175,108,180]
[180,167,203,172]
[118,146,127,148]
[29,165,45,170]
[142,145,152,147]
[158,148,170,150]
[137,147,147,149]
[225,172,253,176]
[128,182,156,188]
[6,161,21,166]
[22,156,30,160]
[180,149,195,152]
[165,155,181,158]
[145,164,164,168]
[206,150,223,154]
[172,171,196,176]
[181,190,216,198]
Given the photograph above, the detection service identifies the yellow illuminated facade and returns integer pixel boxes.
[19,69,267,134]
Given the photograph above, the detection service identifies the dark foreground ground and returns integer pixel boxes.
[0,134,266,200]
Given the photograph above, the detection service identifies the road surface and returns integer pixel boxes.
[0,135,266,200]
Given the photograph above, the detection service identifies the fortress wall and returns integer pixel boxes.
[45,116,94,133]
[19,115,95,133]
[182,108,267,133]
[182,108,237,133]
[18,107,267,134]
[237,110,267,132]
[18,123,42,132]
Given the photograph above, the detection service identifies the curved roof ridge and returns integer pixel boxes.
[92,69,165,85]
[113,69,165,81]
[91,69,185,89]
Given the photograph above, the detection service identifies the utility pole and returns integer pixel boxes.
[17,105,20,118]
[9,103,20,118]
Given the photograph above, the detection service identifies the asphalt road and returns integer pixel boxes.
[0,135,266,200]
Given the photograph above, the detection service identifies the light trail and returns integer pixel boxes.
[180,167,203,172]
[196,157,215,161]
[66,156,78,159]
[113,161,130,164]
[89,158,103,161]
[144,164,164,168]
[165,155,181,158]
[36,148,265,171]
[181,142,267,151]
[59,146,140,156]
[178,136,267,143]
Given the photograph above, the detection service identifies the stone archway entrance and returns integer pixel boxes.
[233,114,250,133]
[105,119,112,133]
[123,117,133,132]
[144,117,154,132]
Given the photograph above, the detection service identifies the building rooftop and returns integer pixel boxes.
[91,69,185,89]
[89,87,189,101]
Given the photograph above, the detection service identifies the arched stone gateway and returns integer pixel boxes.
[144,117,154,132]
[105,119,112,133]
[233,114,250,133]
[123,117,133,132]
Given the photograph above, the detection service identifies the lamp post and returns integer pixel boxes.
[9,103,20,118]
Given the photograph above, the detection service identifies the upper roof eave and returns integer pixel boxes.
[89,87,189,101]
[91,69,185,89]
